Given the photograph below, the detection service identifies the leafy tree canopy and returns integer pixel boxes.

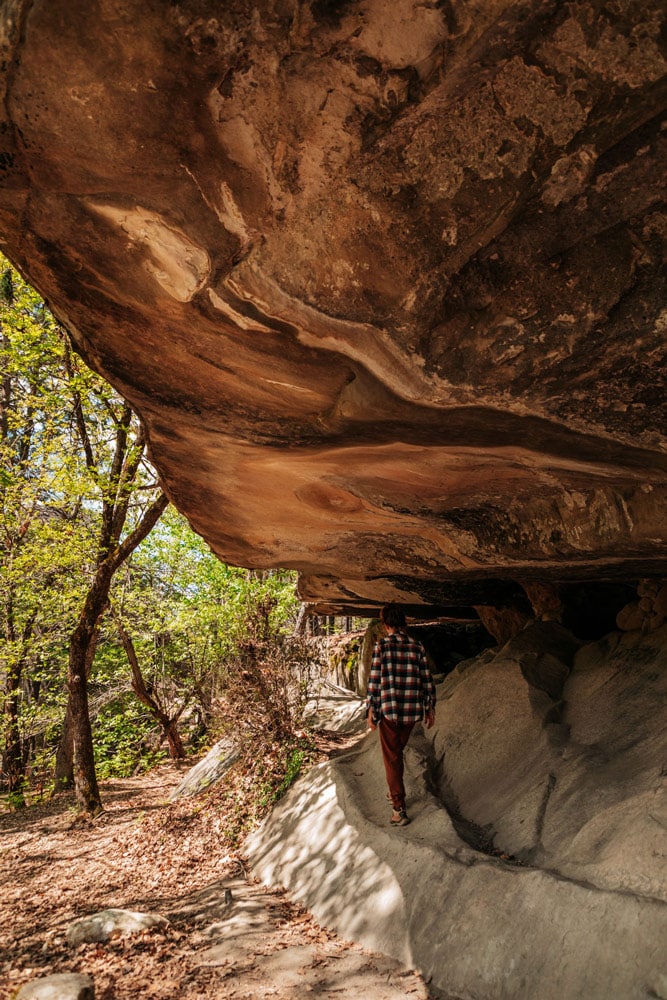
[1,255,301,800]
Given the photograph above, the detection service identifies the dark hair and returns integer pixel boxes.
[380,604,406,629]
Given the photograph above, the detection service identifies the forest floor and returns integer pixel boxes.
[0,738,436,999]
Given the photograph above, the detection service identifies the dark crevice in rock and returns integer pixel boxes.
[390,574,533,612]
[560,581,637,639]
[417,735,525,866]
[533,771,557,852]
[310,0,355,27]
[531,864,667,908]
[412,621,496,678]
[520,653,569,700]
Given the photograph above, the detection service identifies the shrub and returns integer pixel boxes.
[92,694,168,778]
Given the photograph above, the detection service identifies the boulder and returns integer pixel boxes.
[169,739,240,800]
[66,909,169,947]
[17,974,94,1000]
[616,601,645,632]
[473,605,530,646]
[358,620,384,696]
[324,630,365,693]
[653,585,667,618]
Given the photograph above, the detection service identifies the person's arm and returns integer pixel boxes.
[366,643,382,730]
[420,649,437,729]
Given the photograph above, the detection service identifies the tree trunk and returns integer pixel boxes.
[3,666,24,802]
[68,630,102,815]
[116,617,186,759]
[53,700,74,790]
[54,492,168,811]
[54,619,101,791]
[2,594,34,803]
[164,719,186,759]
[293,603,308,636]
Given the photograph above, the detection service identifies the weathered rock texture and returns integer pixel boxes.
[169,738,240,800]
[247,624,667,999]
[0,1,665,612]
[433,621,667,896]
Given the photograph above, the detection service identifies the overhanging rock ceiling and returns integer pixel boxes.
[0,0,665,614]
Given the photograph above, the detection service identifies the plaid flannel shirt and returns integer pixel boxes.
[366,632,436,725]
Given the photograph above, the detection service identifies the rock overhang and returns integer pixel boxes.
[0,0,665,617]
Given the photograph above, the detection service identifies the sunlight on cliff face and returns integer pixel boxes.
[247,764,413,965]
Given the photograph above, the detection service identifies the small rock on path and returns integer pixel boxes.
[17,973,94,1000]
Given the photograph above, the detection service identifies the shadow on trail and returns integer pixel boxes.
[0,755,440,1000]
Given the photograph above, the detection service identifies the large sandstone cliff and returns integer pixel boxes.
[248,622,667,999]
[0,0,665,614]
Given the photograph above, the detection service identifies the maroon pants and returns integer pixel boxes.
[379,718,415,810]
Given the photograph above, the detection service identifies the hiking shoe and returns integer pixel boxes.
[390,808,411,827]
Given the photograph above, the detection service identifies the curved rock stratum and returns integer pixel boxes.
[0,0,665,614]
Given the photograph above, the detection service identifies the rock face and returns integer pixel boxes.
[246,624,667,999]
[0,1,665,613]
[169,739,241,800]
[434,622,667,897]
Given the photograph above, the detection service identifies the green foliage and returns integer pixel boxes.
[272,743,310,802]
[0,255,166,794]
[189,595,321,844]
[0,255,306,810]
[201,732,315,848]
[2,785,27,811]
[108,507,299,728]
[93,694,168,779]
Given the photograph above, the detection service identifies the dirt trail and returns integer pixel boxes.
[0,759,436,999]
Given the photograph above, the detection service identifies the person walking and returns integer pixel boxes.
[366,605,436,826]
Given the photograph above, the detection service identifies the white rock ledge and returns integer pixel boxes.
[246,719,667,999]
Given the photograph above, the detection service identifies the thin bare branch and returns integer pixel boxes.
[112,491,169,571]
[62,335,97,474]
